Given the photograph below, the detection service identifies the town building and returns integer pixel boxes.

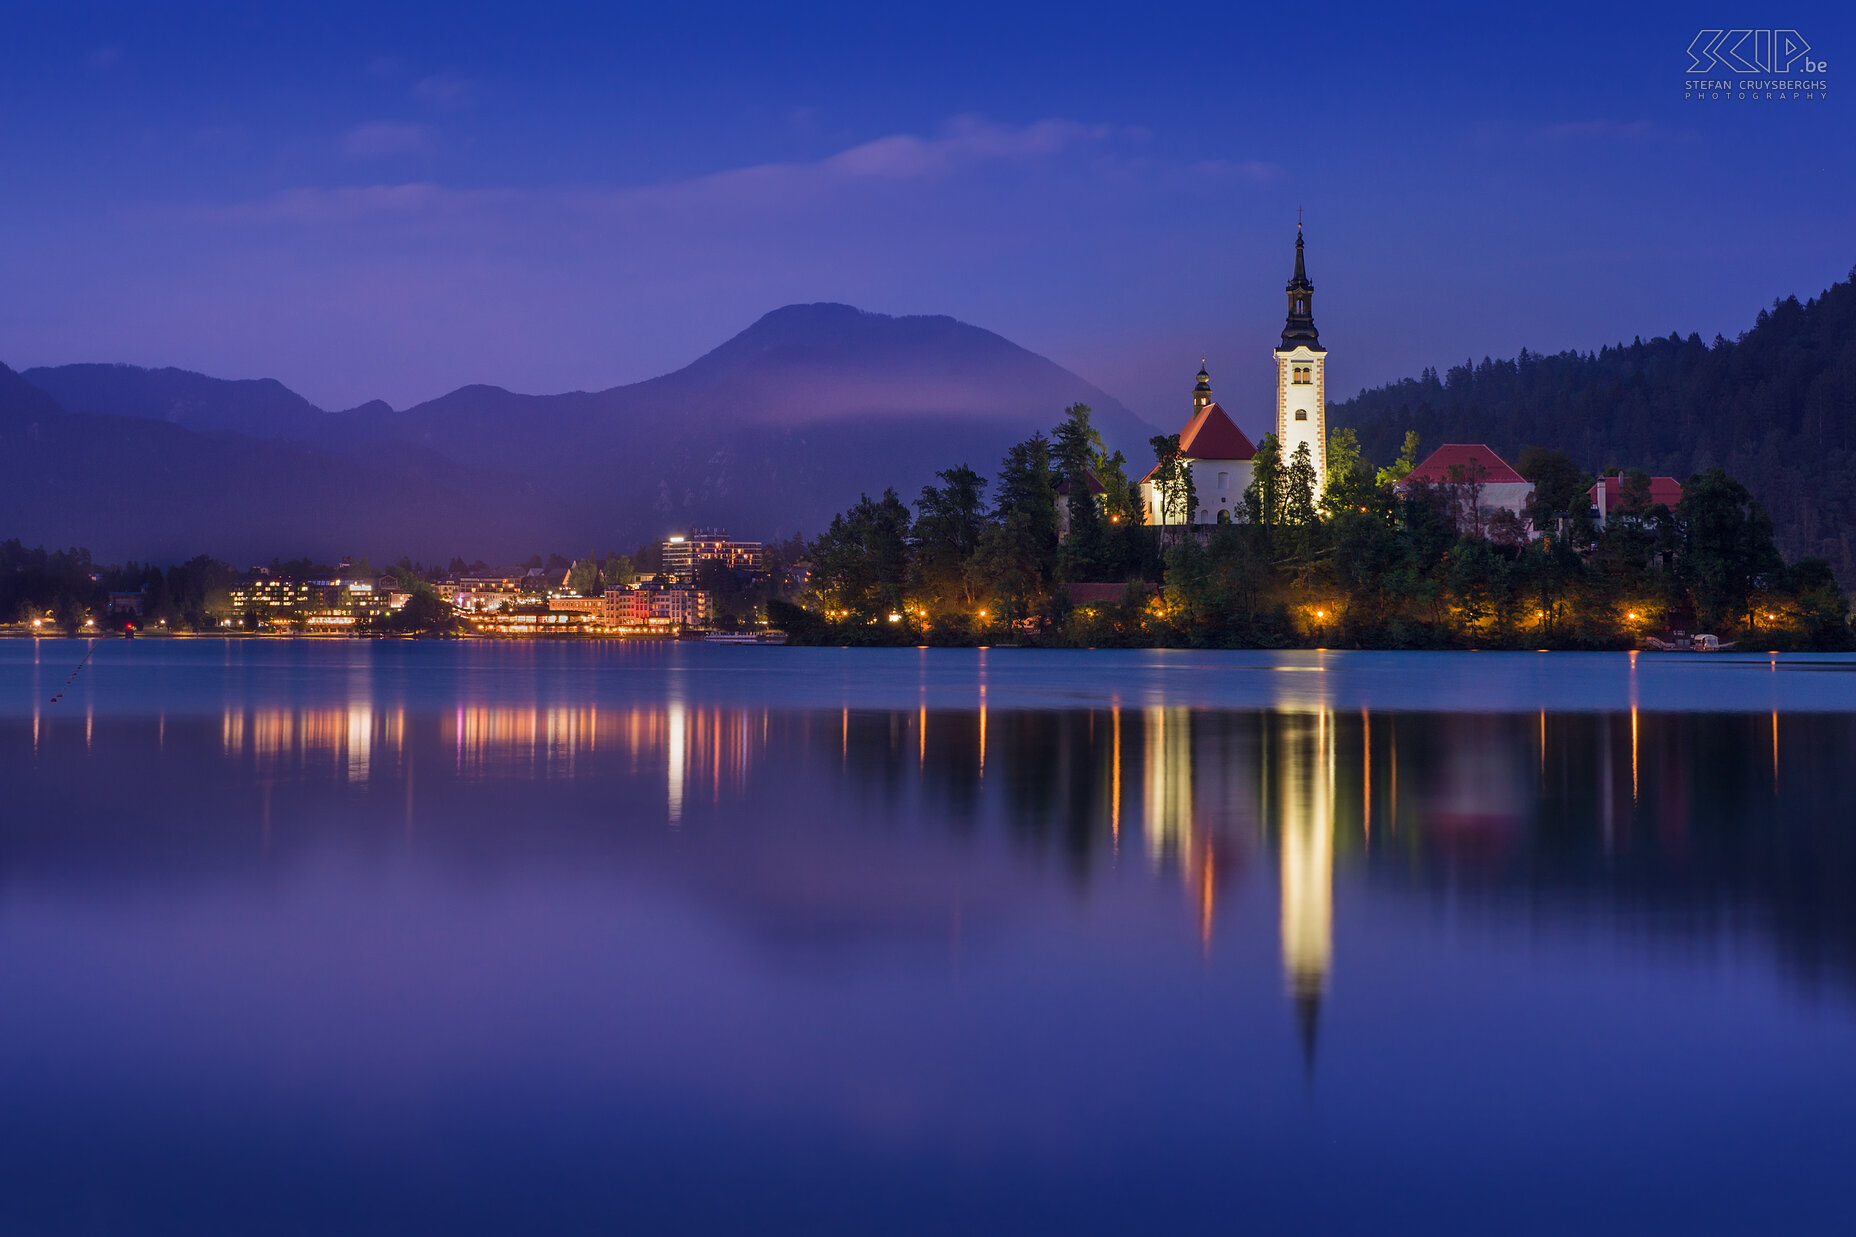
[1139,364,1257,525]
[470,609,597,636]
[230,578,313,614]
[651,588,712,628]
[601,590,655,627]
[662,529,765,578]
[1588,474,1683,528]
[229,576,397,627]
[1396,444,1535,536]
[107,591,145,617]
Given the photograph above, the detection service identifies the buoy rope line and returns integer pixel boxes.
[46,639,100,705]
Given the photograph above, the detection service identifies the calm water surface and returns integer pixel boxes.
[3,640,1854,1235]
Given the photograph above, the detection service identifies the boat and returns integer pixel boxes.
[700,630,789,645]
[1642,632,1733,652]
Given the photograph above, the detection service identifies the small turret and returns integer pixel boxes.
[1192,360,1213,412]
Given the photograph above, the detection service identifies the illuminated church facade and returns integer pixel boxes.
[1141,225,1329,524]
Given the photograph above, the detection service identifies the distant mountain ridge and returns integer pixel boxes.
[0,360,531,564]
[25,363,336,439]
[10,304,1161,560]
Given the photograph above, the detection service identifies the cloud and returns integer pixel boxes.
[220,116,1144,226]
[213,183,511,224]
[412,74,474,109]
[823,115,1115,179]
[1533,120,1660,143]
[341,122,435,158]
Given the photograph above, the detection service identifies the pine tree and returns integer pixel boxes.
[1284,442,1320,528]
[1244,433,1283,527]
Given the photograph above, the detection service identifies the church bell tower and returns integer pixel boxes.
[1274,222,1328,491]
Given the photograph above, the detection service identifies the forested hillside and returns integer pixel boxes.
[1335,267,1856,579]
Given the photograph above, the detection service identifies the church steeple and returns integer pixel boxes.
[1192,360,1213,412]
[1281,223,1320,349]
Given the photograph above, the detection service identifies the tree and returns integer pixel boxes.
[810,489,914,622]
[602,553,634,588]
[565,557,601,594]
[1147,433,1196,526]
[1054,403,1109,579]
[384,583,459,635]
[1676,468,1784,633]
[1446,537,1509,636]
[1517,446,1590,534]
[1244,433,1283,528]
[1441,458,1491,539]
[1375,430,1421,488]
[914,464,992,607]
[976,434,1060,622]
[1283,442,1320,529]
[1321,427,1376,517]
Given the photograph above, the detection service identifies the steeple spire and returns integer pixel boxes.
[1192,360,1213,412]
[1281,222,1320,349]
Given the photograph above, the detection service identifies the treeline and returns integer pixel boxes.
[0,540,236,632]
[780,406,1853,650]
[1335,264,1856,581]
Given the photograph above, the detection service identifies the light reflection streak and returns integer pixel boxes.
[668,700,687,823]
[1278,709,1334,1067]
[1631,706,1639,803]
[1110,703,1122,856]
[1143,708,1193,865]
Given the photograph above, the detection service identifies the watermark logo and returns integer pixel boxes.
[1684,29,1828,101]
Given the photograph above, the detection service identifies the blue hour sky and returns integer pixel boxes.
[0,0,1850,433]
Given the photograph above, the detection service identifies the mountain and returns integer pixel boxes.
[312,302,1161,547]
[24,363,337,440]
[20,304,1160,558]
[1336,267,1856,581]
[0,362,538,564]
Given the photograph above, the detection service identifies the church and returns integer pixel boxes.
[1141,225,1329,524]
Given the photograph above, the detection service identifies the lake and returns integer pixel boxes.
[3,639,1854,1235]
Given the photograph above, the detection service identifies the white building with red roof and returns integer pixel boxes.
[1139,364,1258,524]
[1396,443,1535,537]
[1587,474,1683,527]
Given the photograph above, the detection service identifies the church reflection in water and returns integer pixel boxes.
[99,694,1856,1048]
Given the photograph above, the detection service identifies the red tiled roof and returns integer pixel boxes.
[1588,474,1683,511]
[1178,402,1257,461]
[1055,470,1106,496]
[1403,444,1526,485]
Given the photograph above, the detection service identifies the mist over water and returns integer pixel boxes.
[3,641,1854,1234]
